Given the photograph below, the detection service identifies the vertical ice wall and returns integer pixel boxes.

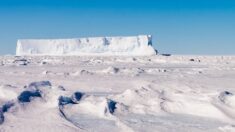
[16,35,156,56]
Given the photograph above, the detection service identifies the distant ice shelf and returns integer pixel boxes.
[16,35,157,56]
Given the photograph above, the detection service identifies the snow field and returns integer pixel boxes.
[0,55,235,131]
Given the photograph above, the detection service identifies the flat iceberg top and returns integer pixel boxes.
[16,35,156,56]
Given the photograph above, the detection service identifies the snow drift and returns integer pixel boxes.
[16,35,156,56]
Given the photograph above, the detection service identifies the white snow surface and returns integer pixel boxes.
[16,35,156,56]
[0,55,235,132]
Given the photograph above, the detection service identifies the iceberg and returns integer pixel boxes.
[16,35,156,56]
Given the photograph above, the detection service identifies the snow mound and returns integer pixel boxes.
[60,94,115,118]
[59,92,131,132]
[0,81,80,131]
[27,81,52,90]
[0,85,18,102]
[214,91,235,119]
[218,91,235,108]
[16,35,156,56]
[161,90,235,122]
[112,87,163,115]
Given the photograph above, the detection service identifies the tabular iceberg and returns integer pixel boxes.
[16,35,156,56]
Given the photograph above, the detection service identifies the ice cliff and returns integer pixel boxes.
[16,35,156,56]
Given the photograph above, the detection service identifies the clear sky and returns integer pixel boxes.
[0,0,235,55]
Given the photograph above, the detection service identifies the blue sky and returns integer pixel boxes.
[0,0,235,55]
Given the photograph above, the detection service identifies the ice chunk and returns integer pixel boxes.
[0,110,3,124]
[71,92,84,103]
[13,58,29,66]
[16,35,156,56]
[1,101,14,113]
[107,99,117,114]
[58,96,74,106]
[0,101,14,124]
[59,92,84,106]
[17,90,41,103]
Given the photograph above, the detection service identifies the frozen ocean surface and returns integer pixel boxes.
[0,55,235,132]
